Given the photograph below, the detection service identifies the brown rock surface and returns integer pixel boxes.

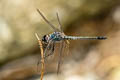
[0,0,120,80]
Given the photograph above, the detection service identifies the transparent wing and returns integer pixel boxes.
[57,41,64,74]
[56,12,63,32]
[37,9,58,32]
[64,40,70,55]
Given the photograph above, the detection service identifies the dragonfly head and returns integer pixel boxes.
[42,35,49,43]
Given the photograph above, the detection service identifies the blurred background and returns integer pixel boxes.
[0,0,120,80]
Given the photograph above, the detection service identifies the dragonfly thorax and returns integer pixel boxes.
[42,32,65,43]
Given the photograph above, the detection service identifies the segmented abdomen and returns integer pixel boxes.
[64,36,107,40]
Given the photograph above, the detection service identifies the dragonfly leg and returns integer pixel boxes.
[44,42,55,58]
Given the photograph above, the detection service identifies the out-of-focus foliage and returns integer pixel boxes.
[0,0,120,80]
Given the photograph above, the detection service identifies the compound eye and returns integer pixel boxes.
[42,35,47,42]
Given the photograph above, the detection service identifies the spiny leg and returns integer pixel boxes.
[37,9,58,32]
[57,41,64,74]
[35,33,44,80]
[44,42,55,59]
[44,40,53,57]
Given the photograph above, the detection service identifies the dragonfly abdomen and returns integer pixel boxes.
[64,36,107,40]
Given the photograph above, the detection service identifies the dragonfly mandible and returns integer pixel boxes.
[36,9,107,75]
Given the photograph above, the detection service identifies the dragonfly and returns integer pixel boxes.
[36,9,107,76]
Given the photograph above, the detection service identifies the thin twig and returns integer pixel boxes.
[35,33,45,80]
